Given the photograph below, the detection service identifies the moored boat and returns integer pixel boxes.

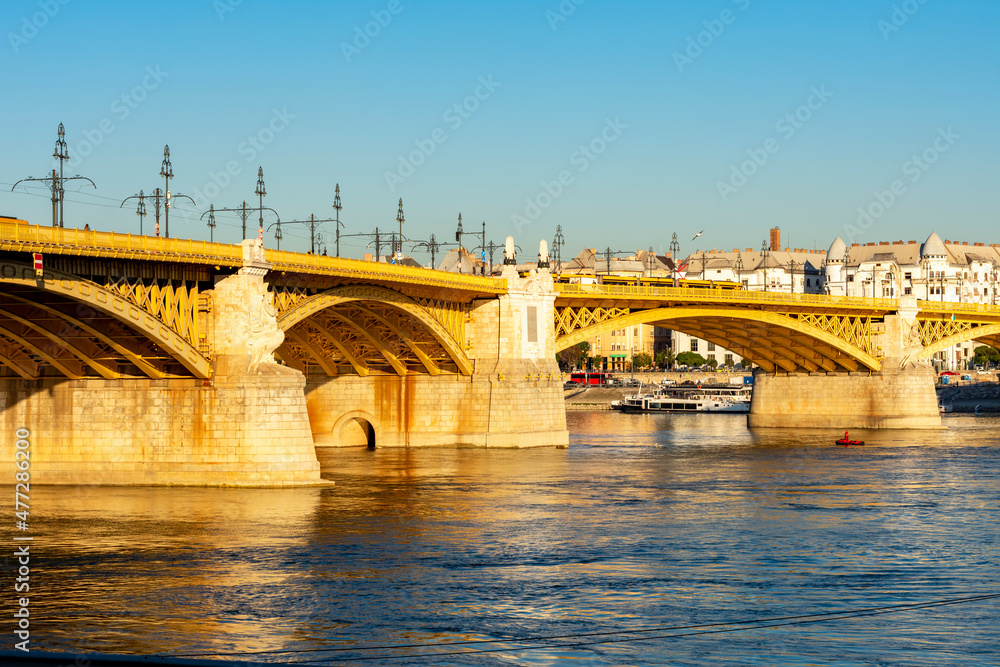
[611,385,751,414]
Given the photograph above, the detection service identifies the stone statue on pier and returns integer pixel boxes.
[503,235,517,265]
[538,239,550,268]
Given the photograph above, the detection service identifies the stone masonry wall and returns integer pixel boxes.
[747,365,942,429]
[0,374,322,486]
[305,365,568,448]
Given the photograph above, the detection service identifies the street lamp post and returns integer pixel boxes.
[255,167,266,241]
[205,204,216,242]
[992,260,997,306]
[53,123,68,227]
[120,191,150,234]
[160,146,173,238]
[333,183,343,257]
[553,225,566,277]
[395,198,404,261]
[669,233,680,287]
[14,123,95,228]
[761,240,770,292]
[844,248,851,296]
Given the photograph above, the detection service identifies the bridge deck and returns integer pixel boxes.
[0,221,507,297]
[555,282,897,313]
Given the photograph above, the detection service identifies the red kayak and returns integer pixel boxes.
[836,438,865,446]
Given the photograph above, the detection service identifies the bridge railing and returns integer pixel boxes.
[917,300,1000,314]
[264,248,506,291]
[555,282,898,309]
[0,220,244,262]
[0,221,506,291]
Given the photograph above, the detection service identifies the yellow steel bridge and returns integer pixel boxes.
[3,220,1000,379]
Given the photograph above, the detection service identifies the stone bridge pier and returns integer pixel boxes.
[0,243,324,486]
[748,297,942,429]
[304,265,569,448]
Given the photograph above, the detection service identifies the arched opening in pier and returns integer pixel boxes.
[340,416,377,449]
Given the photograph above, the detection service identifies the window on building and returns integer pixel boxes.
[707,354,716,363]
[633,327,638,336]
[725,354,734,366]
[904,272,912,280]
[742,280,749,288]
[904,287,912,295]
[690,339,698,352]
[707,342,716,352]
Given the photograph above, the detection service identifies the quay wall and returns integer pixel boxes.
[748,365,942,429]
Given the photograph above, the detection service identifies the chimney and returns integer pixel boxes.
[770,227,781,252]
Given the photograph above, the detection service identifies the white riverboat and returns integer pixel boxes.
[611,385,751,414]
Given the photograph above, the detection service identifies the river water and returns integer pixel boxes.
[23,412,1000,665]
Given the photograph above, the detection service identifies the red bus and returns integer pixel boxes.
[570,372,612,386]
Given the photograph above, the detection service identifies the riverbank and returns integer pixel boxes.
[938,380,1000,412]
[564,387,632,411]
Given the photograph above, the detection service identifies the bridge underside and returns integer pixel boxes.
[555,306,883,373]
[277,300,465,376]
[0,283,201,380]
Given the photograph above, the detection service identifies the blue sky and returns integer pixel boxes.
[1,0,997,262]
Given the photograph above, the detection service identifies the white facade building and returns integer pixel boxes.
[671,230,999,371]
[824,231,1000,369]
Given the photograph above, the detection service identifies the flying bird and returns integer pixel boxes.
[691,230,704,241]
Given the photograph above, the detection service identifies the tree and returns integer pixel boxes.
[974,345,1000,366]
[592,354,605,370]
[741,357,752,369]
[676,351,706,367]
[632,352,652,369]
[558,342,593,370]
[707,358,718,369]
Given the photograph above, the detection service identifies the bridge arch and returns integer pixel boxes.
[555,306,881,373]
[0,261,211,379]
[919,323,1000,360]
[276,285,472,376]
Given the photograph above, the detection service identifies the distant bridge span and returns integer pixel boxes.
[554,283,1000,372]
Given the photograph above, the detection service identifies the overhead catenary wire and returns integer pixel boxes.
[1,182,423,257]
[161,592,1000,663]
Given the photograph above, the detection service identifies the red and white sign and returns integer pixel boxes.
[33,253,42,276]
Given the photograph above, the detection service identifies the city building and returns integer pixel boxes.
[677,228,1000,371]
